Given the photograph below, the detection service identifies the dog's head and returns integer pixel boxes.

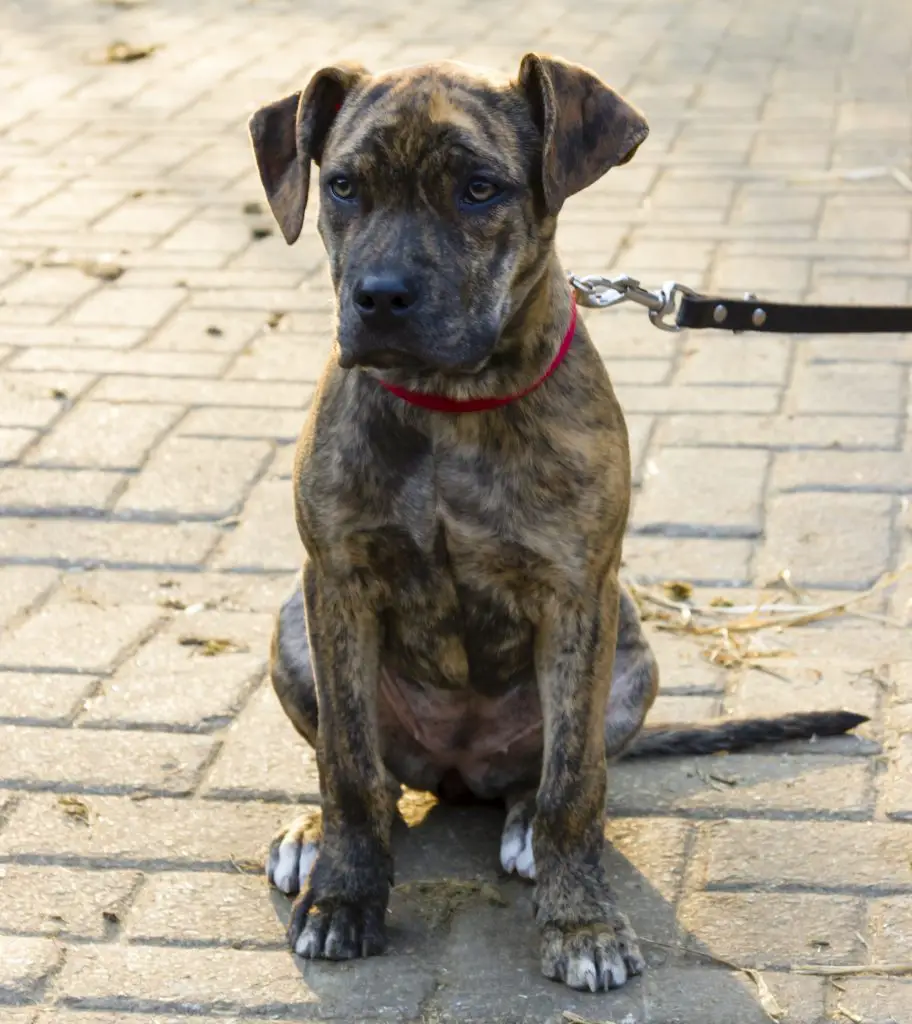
[249,56,647,375]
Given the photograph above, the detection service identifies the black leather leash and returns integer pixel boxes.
[676,294,912,334]
[569,273,912,334]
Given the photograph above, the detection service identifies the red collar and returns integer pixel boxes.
[376,297,578,413]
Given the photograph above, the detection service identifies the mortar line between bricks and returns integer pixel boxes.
[101,403,196,511]
[0,567,61,641]
[47,276,107,329]
[706,881,912,896]
[56,996,330,1019]
[197,443,281,570]
[746,446,776,586]
[6,375,104,466]
[0,854,274,873]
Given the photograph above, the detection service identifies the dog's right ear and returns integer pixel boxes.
[248,63,367,244]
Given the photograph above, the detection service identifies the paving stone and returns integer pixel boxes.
[178,407,304,442]
[54,944,435,1019]
[212,478,303,572]
[616,384,780,415]
[68,288,185,330]
[115,438,273,520]
[819,199,912,240]
[832,980,912,1024]
[124,871,281,946]
[0,795,290,869]
[622,535,754,586]
[646,693,721,725]
[653,413,901,450]
[0,725,214,795]
[631,447,768,538]
[26,402,184,470]
[727,657,882,722]
[0,267,100,309]
[700,820,912,891]
[0,519,219,570]
[771,449,912,493]
[609,754,873,818]
[145,309,269,353]
[0,597,161,673]
[641,628,728,693]
[54,569,292,617]
[883,734,912,820]
[755,493,894,589]
[0,866,140,938]
[677,892,864,967]
[787,361,906,416]
[638,969,824,1024]
[0,936,62,1002]
[93,375,315,410]
[201,684,320,801]
[10,347,228,379]
[867,896,912,962]
[226,335,330,382]
[0,468,123,514]
[0,673,95,724]
[0,1009,39,1023]
[676,336,790,386]
[0,372,95,429]
[82,610,272,731]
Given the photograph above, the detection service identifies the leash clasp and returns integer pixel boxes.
[569,273,697,332]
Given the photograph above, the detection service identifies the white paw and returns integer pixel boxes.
[500,819,536,881]
[266,813,320,896]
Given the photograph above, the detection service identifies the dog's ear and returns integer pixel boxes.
[248,63,367,244]
[517,53,648,215]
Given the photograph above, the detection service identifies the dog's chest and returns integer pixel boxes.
[350,429,586,696]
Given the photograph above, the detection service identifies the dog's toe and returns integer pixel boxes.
[541,916,643,992]
[266,812,321,896]
[499,806,536,881]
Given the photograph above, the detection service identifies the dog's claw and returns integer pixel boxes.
[541,916,643,992]
[267,814,320,896]
[499,809,536,881]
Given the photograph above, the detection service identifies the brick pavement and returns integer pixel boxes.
[0,0,910,1021]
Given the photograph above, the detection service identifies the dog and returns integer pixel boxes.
[247,54,867,993]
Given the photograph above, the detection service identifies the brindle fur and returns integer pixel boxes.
[249,55,867,991]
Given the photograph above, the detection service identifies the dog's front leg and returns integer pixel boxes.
[532,570,645,992]
[286,561,395,961]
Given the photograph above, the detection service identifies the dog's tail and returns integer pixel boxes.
[621,710,869,759]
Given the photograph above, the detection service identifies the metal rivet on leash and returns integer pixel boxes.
[712,304,727,323]
[751,307,767,326]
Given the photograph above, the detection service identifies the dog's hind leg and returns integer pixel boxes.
[603,587,660,760]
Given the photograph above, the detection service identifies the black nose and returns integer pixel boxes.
[353,274,419,329]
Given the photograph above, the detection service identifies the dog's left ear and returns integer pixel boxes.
[248,63,367,244]
[518,53,648,215]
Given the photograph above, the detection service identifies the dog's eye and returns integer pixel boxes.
[462,179,501,206]
[329,176,356,201]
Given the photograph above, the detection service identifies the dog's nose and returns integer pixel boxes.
[353,274,419,329]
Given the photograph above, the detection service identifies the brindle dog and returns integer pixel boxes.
[248,55,867,992]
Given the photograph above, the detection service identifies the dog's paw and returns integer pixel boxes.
[288,892,387,960]
[287,842,392,961]
[540,915,645,992]
[266,812,321,896]
[500,812,536,881]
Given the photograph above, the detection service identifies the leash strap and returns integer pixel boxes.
[569,273,912,334]
[676,294,912,334]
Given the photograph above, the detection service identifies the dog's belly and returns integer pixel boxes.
[377,663,544,797]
